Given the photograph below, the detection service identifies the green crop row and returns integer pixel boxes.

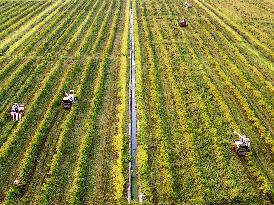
[37,60,90,205]
[111,0,130,203]
[137,1,179,203]
[133,0,152,202]
[174,1,274,199]
[0,1,32,26]
[69,2,121,204]
[0,1,24,17]
[2,60,78,204]
[0,60,48,144]
[0,0,88,141]
[0,61,63,165]
[0,0,64,53]
[65,0,102,54]
[143,3,209,203]
[38,1,118,203]
[196,0,274,61]
[0,0,88,112]
[0,0,79,107]
[6,1,71,56]
[182,2,274,198]
[134,0,273,203]
[190,14,274,147]
[0,1,49,39]
[193,2,274,110]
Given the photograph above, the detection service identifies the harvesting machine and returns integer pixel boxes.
[179,19,187,27]
[233,131,250,156]
[10,103,25,121]
[62,90,77,109]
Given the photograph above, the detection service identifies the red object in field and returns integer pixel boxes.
[180,19,187,27]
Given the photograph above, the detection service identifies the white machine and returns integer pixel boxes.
[234,131,250,156]
[10,103,25,121]
[62,90,77,109]
[185,1,191,9]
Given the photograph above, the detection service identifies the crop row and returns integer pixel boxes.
[0,0,96,197]
[0,0,64,53]
[0,59,68,201]
[0,1,23,15]
[192,2,274,102]
[37,0,117,203]
[0,0,89,136]
[0,1,51,40]
[0,61,63,164]
[183,0,273,195]
[133,0,153,202]
[0,0,94,105]
[68,2,122,204]
[2,60,72,204]
[0,0,115,202]
[111,0,130,203]
[6,1,72,56]
[134,0,273,203]
[203,0,274,56]
[195,0,274,62]
[0,1,27,19]
[0,1,30,24]
[136,1,183,203]
[186,1,274,152]
[170,0,274,199]
[0,1,76,88]
[145,1,239,202]
[30,0,117,202]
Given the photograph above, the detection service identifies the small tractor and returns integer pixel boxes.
[179,19,187,27]
[234,131,250,156]
[62,90,77,109]
[10,103,25,121]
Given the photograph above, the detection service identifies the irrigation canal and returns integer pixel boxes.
[128,2,139,203]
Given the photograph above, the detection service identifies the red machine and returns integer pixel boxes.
[180,19,187,27]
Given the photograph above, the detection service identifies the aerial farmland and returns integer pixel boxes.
[0,0,273,204]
